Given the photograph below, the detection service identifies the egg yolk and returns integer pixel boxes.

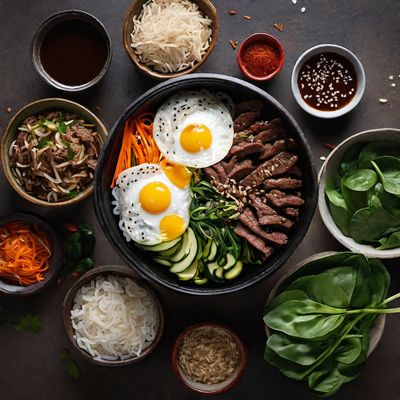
[139,181,171,214]
[160,214,186,241]
[160,159,191,188]
[180,123,212,153]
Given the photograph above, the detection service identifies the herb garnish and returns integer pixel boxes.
[61,348,80,379]
[12,313,42,333]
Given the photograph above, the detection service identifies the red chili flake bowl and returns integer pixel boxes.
[237,33,284,81]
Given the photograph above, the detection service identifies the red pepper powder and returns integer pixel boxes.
[242,41,280,77]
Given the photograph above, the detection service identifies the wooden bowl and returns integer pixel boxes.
[265,251,386,356]
[0,212,63,296]
[172,322,246,395]
[63,265,164,366]
[1,98,108,207]
[123,0,219,80]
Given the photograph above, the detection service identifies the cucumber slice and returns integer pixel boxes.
[214,267,224,280]
[177,260,198,281]
[194,277,208,285]
[143,236,181,252]
[154,257,173,267]
[202,240,212,258]
[170,231,189,262]
[206,261,220,277]
[169,228,197,273]
[222,253,237,270]
[158,241,183,258]
[224,261,243,280]
[206,241,218,261]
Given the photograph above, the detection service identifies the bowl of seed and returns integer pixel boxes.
[172,322,246,395]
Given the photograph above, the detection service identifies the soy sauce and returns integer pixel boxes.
[40,20,108,86]
[297,52,357,111]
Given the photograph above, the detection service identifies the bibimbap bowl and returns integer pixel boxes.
[94,74,317,295]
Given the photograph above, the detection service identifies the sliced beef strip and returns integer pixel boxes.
[234,224,274,258]
[228,159,255,181]
[204,167,220,183]
[229,141,264,158]
[239,208,288,246]
[211,163,228,183]
[248,120,270,133]
[234,111,261,132]
[233,130,254,145]
[249,194,277,218]
[264,177,303,190]
[240,151,298,188]
[75,127,95,142]
[234,100,264,116]
[265,190,305,208]
[254,127,287,144]
[283,207,300,219]
[258,140,287,161]
[259,214,294,230]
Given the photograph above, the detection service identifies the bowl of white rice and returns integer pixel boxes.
[63,265,164,366]
[123,0,218,79]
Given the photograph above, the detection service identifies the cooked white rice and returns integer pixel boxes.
[71,274,158,361]
[130,0,212,73]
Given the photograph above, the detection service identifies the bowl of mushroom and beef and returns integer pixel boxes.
[1,98,108,207]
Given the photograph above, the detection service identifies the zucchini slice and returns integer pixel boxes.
[154,257,173,267]
[177,260,199,281]
[142,236,181,252]
[206,241,218,262]
[224,261,243,280]
[169,228,197,273]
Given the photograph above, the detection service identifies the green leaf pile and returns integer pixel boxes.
[263,252,400,397]
[325,141,400,249]
[12,313,42,333]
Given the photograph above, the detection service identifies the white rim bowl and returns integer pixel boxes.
[291,44,366,119]
[318,128,400,258]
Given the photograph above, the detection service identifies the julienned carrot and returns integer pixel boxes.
[111,113,160,188]
[0,222,51,286]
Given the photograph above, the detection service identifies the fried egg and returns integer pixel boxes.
[112,163,191,245]
[153,90,234,168]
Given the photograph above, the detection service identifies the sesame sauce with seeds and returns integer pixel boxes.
[298,52,357,111]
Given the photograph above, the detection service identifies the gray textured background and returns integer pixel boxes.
[0,0,399,399]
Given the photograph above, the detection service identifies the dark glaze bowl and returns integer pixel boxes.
[94,73,317,295]
[63,265,164,366]
[32,10,112,91]
[0,212,62,296]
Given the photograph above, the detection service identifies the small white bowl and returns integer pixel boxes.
[291,44,366,118]
[319,128,400,258]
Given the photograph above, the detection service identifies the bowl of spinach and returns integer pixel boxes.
[263,251,391,397]
[319,128,400,258]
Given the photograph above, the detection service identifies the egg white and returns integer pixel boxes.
[112,163,191,245]
[153,90,234,168]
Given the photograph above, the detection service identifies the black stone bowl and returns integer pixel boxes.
[94,73,317,295]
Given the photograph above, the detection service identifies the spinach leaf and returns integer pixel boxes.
[341,180,367,212]
[335,337,362,365]
[358,141,400,169]
[264,300,346,339]
[264,345,309,380]
[267,332,331,366]
[325,187,352,236]
[264,290,309,316]
[343,169,377,192]
[339,142,365,175]
[372,159,400,196]
[378,231,400,250]
[310,365,345,397]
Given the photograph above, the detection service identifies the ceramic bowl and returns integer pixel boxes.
[63,265,164,366]
[1,98,108,207]
[123,0,218,80]
[291,44,366,118]
[237,33,284,81]
[172,322,246,395]
[94,73,317,295]
[265,251,386,355]
[319,128,400,258]
[32,10,112,91]
[0,212,63,296]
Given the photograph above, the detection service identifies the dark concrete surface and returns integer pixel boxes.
[0,0,399,399]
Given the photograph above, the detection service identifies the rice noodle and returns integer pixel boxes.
[130,0,212,73]
[71,275,158,361]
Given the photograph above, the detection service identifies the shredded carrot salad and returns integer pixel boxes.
[111,113,161,188]
[0,222,51,286]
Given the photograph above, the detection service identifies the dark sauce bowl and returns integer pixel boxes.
[32,10,112,92]
[94,73,317,295]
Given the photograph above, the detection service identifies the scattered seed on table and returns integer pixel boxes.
[229,40,239,49]
[228,10,237,15]
[273,23,284,32]
[391,83,396,87]
[320,156,327,161]
[243,15,252,20]
[292,0,297,4]
[389,75,394,80]
[6,107,12,113]
[301,7,306,12]
[379,98,388,103]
